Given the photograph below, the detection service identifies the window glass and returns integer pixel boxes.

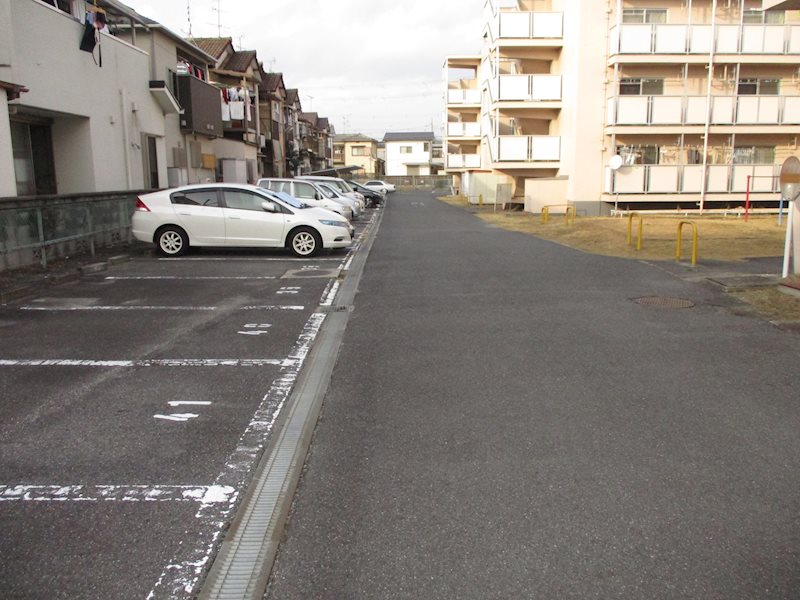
[641,78,664,95]
[400,146,413,153]
[619,78,663,95]
[293,182,317,199]
[760,79,779,95]
[732,146,775,164]
[737,79,758,95]
[619,79,641,95]
[744,9,784,24]
[172,190,219,206]
[738,78,779,95]
[623,8,667,23]
[351,146,367,156]
[223,190,266,211]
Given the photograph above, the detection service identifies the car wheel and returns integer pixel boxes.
[288,227,321,257]
[155,225,189,257]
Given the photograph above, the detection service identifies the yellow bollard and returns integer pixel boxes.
[676,221,698,266]
[541,206,550,224]
[479,194,484,207]
[627,212,643,251]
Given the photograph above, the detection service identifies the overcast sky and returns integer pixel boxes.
[121,0,483,140]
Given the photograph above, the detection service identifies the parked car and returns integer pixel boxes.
[315,183,361,219]
[347,180,384,208]
[132,183,354,257]
[298,175,365,212]
[363,180,396,194]
[257,177,354,220]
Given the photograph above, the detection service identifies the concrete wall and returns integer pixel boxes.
[3,0,167,195]
[524,177,569,213]
[0,93,14,197]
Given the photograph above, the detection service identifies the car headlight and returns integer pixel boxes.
[319,219,348,228]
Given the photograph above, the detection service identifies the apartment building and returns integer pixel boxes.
[445,0,800,214]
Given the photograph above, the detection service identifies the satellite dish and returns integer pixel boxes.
[609,155,623,171]
[780,156,800,202]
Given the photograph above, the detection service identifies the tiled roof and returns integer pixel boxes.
[223,50,258,73]
[262,73,286,93]
[286,89,300,105]
[299,112,318,125]
[317,117,330,130]
[191,37,232,60]
[383,131,436,142]
[335,133,378,143]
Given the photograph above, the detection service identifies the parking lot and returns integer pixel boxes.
[0,209,379,599]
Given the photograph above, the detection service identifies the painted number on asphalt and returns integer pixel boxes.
[238,323,272,336]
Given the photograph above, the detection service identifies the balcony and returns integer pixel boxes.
[497,74,562,102]
[497,135,561,162]
[609,23,800,56]
[607,95,800,126]
[447,122,482,137]
[605,163,779,194]
[176,75,223,137]
[446,154,481,169]
[498,12,563,40]
[447,89,481,104]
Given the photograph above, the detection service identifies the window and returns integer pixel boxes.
[617,145,659,165]
[400,146,413,154]
[737,78,779,95]
[351,146,367,156]
[743,9,784,24]
[172,190,219,206]
[293,182,317,199]
[622,8,667,24]
[732,146,775,164]
[619,78,664,95]
[11,120,56,196]
[223,190,267,211]
[423,143,430,152]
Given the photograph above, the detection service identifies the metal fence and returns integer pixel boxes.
[355,175,451,191]
[0,191,143,271]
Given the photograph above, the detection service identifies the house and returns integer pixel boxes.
[284,88,302,175]
[1,0,168,197]
[444,0,800,214]
[113,8,222,188]
[383,132,435,176]
[334,133,383,176]
[193,37,263,183]
[259,72,288,178]
[299,112,335,173]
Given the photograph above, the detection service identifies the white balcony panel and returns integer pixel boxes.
[648,166,679,193]
[616,96,648,125]
[783,97,800,124]
[498,136,528,161]
[685,97,708,124]
[531,136,560,161]
[757,97,780,124]
[741,26,765,53]
[604,167,613,194]
[464,89,481,103]
[736,96,760,124]
[790,26,800,53]
[737,165,777,192]
[448,90,462,103]
[446,154,481,169]
[614,167,646,193]
[448,89,481,104]
[609,26,620,55]
[682,165,704,193]
[532,75,561,100]
[732,166,753,192]
[712,97,735,124]
[654,25,686,53]
[464,154,481,168]
[764,26,785,53]
[532,12,563,38]
[716,25,739,53]
[499,75,529,101]
[607,98,617,125]
[689,25,712,53]
[499,13,530,38]
[651,96,683,124]
[447,122,481,137]
[620,25,652,53]
[707,165,729,192]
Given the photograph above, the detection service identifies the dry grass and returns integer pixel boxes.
[439,195,800,323]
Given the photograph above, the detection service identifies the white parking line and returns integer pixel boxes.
[157,257,341,262]
[0,485,235,505]
[20,305,306,312]
[104,276,276,280]
[0,359,285,367]
[320,281,340,306]
[147,311,327,600]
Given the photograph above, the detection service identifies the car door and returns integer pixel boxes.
[170,188,225,245]
[221,188,287,247]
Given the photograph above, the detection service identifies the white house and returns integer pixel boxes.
[384,131,435,176]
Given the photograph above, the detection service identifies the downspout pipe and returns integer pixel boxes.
[699,0,718,213]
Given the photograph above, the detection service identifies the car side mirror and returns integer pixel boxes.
[315,193,322,200]
[261,200,276,212]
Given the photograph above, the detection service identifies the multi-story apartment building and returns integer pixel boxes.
[445,0,800,214]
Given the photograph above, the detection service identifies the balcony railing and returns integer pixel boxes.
[605,163,779,194]
[447,122,482,137]
[446,154,482,169]
[498,12,563,40]
[497,74,562,102]
[497,135,561,162]
[607,95,800,126]
[447,89,481,104]
[609,24,800,55]
[176,75,223,137]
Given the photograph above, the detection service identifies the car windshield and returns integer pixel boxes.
[318,184,340,198]
[258,188,309,209]
[337,180,355,193]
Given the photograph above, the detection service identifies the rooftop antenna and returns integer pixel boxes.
[304,94,315,111]
[211,0,226,37]
[186,0,192,37]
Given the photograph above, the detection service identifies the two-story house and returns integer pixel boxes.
[259,72,287,178]
[384,132,435,176]
[334,133,382,176]
[284,88,302,175]
[1,0,168,197]
[193,37,262,183]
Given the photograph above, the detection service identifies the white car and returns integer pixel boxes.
[363,180,396,194]
[132,183,354,257]
[298,175,366,212]
[316,183,361,219]
[257,177,353,220]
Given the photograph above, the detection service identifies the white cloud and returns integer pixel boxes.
[121,0,482,137]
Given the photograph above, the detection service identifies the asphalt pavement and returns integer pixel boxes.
[265,192,800,599]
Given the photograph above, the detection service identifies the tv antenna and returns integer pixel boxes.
[210,0,227,37]
[304,94,315,110]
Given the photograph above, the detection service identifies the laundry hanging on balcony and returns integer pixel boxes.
[220,87,253,122]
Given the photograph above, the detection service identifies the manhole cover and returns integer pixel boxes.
[282,268,340,279]
[632,296,695,309]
